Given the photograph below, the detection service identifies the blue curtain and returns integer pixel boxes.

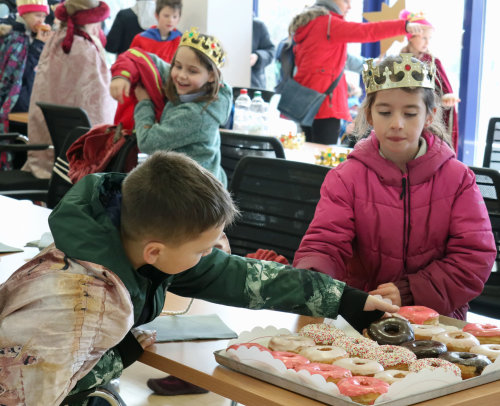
[361,0,389,58]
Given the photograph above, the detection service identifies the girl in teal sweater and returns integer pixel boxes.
[110,27,230,186]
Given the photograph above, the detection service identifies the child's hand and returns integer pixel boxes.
[35,25,51,42]
[364,294,399,314]
[131,328,157,349]
[441,93,461,108]
[369,282,402,306]
[134,84,151,102]
[110,77,131,104]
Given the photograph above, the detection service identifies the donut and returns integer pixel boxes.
[299,323,346,345]
[469,344,500,362]
[373,345,417,370]
[400,340,448,359]
[337,376,390,405]
[35,23,51,33]
[397,306,439,325]
[333,335,379,358]
[227,343,271,352]
[411,324,446,340]
[298,345,348,364]
[271,351,310,369]
[439,351,492,379]
[374,369,411,384]
[367,317,414,345]
[433,331,480,352]
[333,357,384,376]
[463,323,500,344]
[295,362,352,383]
[268,334,315,353]
[409,358,462,378]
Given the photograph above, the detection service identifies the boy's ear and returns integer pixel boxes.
[154,12,159,21]
[143,241,164,265]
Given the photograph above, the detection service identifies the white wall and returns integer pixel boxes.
[179,0,252,88]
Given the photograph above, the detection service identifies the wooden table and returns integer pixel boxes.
[7,112,29,124]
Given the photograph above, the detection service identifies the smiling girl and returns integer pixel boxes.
[293,54,496,321]
[110,27,230,186]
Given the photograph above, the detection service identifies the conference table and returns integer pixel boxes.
[1,195,500,406]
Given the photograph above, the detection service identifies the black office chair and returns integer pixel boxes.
[226,156,330,263]
[232,86,275,103]
[482,117,500,170]
[468,166,500,318]
[220,130,285,186]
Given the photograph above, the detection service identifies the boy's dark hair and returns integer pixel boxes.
[156,0,182,16]
[121,151,237,245]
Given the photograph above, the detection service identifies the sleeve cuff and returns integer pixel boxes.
[338,286,384,333]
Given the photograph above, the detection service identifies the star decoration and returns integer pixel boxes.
[363,0,407,56]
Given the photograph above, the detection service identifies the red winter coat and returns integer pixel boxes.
[293,12,406,121]
[294,132,496,320]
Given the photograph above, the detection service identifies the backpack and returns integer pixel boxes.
[274,37,295,93]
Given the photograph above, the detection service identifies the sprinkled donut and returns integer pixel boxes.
[271,351,310,369]
[400,339,448,359]
[397,306,439,325]
[333,357,384,376]
[470,344,500,362]
[298,345,348,364]
[299,323,346,345]
[295,362,352,383]
[367,317,414,345]
[373,345,417,370]
[432,331,479,352]
[439,351,491,379]
[411,324,446,340]
[409,358,462,378]
[374,369,411,384]
[334,335,379,358]
[337,376,390,405]
[227,343,271,352]
[463,323,500,344]
[268,334,315,353]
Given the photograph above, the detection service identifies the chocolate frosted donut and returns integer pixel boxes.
[439,351,492,379]
[401,340,448,359]
[367,317,414,345]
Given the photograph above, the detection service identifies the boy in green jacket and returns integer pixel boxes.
[0,151,397,405]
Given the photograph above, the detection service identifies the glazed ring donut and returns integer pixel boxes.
[298,345,348,364]
[400,339,448,359]
[367,317,414,345]
[374,369,411,384]
[271,351,310,369]
[463,323,500,344]
[469,344,500,362]
[337,376,389,405]
[397,305,439,325]
[432,331,479,352]
[295,362,352,383]
[408,357,462,377]
[333,357,384,376]
[372,345,417,370]
[268,334,315,353]
[299,323,346,345]
[411,324,446,340]
[439,351,492,379]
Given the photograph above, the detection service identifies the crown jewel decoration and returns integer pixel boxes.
[180,27,225,68]
[362,53,436,94]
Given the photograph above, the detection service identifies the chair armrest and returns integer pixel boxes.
[0,144,52,152]
[0,132,23,140]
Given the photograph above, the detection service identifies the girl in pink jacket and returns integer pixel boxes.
[294,54,496,320]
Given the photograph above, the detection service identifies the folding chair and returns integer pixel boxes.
[482,117,500,170]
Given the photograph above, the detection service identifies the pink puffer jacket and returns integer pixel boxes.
[294,132,496,319]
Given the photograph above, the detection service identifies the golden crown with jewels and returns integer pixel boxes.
[362,54,436,94]
[180,27,225,68]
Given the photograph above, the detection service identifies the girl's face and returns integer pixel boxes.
[155,6,180,37]
[409,27,433,54]
[171,47,215,95]
[369,88,432,168]
[22,11,47,32]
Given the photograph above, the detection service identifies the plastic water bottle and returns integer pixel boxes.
[233,89,252,133]
[249,91,268,135]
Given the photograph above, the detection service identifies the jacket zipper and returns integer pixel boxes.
[400,175,410,269]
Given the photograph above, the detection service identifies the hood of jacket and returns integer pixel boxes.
[200,82,232,126]
[288,5,330,36]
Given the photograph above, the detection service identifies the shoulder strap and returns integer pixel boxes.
[324,13,343,95]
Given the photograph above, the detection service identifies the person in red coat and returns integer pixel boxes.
[289,0,425,144]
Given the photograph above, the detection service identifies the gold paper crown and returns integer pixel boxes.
[362,54,436,94]
[180,27,225,68]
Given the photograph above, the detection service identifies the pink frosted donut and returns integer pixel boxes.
[271,351,310,369]
[337,376,389,405]
[374,369,411,384]
[470,344,500,362]
[397,306,439,325]
[333,357,384,376]
[299,345,348,364]
[299,323,346,345]
[227,343,271,352]
[268,334,315,353]
[409,358,462,377]
[463,323,500,344]
[372,345,417,370]
[432,331,480,352]
[295,362,352,383]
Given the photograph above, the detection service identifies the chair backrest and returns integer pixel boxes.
[106,132,138,173]
[482,117,500,170]
[226,156,330,263]
[220,131,286,186]
[36,102,92,158]
[232,86,275,103]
